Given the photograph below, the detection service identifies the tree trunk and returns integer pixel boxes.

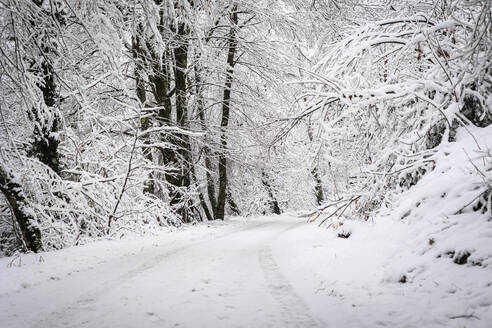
[311,167,324,205]
[151,50,187,218]
[28,0,64,175]
[307,123,324,205]
[132,27,155,195]
[216,4,238,221]
[195,62,218,219]
[227,185,241,216]
[30,61,60,175]
[190,161,213,221]
[261,171,281,215]
[0,166,42,252]
[173,20,193,222]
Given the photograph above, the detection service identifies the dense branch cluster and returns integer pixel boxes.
[0,0,313,254]
[296,0,491,223]
[0,0,490,255]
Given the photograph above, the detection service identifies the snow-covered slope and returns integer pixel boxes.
[311,125,492,327]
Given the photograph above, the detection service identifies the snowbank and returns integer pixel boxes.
[294,125,492,327]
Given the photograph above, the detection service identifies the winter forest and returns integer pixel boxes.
[0,0,491,327]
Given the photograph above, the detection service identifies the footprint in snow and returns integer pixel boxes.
[146,312,160,322]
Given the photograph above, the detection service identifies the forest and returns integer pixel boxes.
[0,0,491,327]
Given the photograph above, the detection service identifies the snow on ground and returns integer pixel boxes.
[0,219,248,296]
[1,212,491,327]
[286,125,492,327]
[275,218,492,328]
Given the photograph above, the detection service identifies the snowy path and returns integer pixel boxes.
[1,216,324,327]
[1,215,491,328]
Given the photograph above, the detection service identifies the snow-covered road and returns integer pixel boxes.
[1,215,491,327]
[1,216,324,327]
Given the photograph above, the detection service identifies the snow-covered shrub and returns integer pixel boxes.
[299,0,491,224]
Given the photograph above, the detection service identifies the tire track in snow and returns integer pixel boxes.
[259,222,324,328]
[35,220,274,328]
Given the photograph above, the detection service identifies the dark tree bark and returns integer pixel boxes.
[216,4,238,221]
[261,171,281,215]
[150,48,188,217]
[28,0,64,175]
[307,123,324,205]
[227,185,241,216]
[195,62,218,218]
[172,18,193,222]
[0,167,42,252]
[204,150,218,217]
[311,167,324,205]
[132,26,155,195]
[190,162,213,221]
[29,110,60,175]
